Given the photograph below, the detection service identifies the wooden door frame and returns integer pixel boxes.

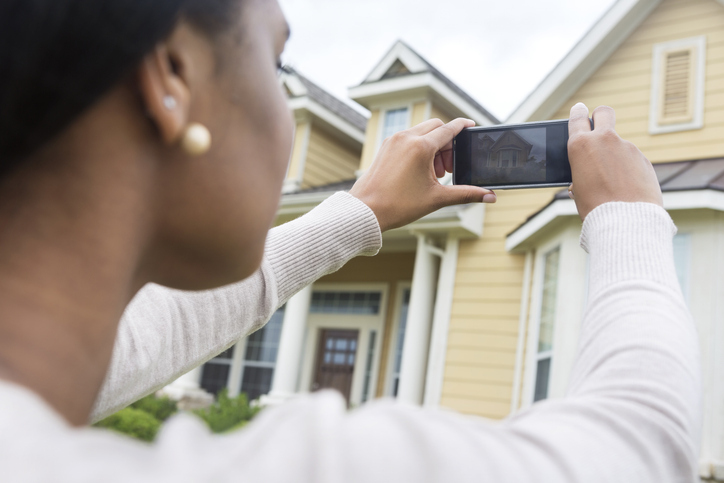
[300,283,388,407]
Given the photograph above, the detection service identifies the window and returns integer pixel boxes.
[391,289,411,397]
[534,247,560,402]
[199,307,285,401]
[200,347,234,395]
[382,108,409,140]
[649,36,706,135]
[239,307,285,401]
[499,149,519,168]
[310,291,381,315]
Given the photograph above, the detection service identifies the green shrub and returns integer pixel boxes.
[192,389,259,433]
[93,407,161,442]
[130,394,178,422]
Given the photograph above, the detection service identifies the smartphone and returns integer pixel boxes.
[453,119,577,190]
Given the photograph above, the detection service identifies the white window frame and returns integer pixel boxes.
[521,223,589,408]
[376,104,412,151]
[299,283,389,407]
[384,282,412,397]
[649,36,706,135]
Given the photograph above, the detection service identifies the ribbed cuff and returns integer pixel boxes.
[266,192,382,303]
[580,202,679,295]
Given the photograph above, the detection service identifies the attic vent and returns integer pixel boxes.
[649,36,706,135]
[381,60,411,79]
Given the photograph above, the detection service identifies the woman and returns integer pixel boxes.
[0,0,700,481]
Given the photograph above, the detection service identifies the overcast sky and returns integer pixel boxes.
[277,0,618,121]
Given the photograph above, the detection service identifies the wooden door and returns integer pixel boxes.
[312,329,359,403]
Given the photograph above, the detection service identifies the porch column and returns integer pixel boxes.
[423,237,459,408]
[397,235,439,405]
[261,284,313,405]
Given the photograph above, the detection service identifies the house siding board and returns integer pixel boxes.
[411,101,429,126]
[316,252,415,398]
[430,104,454,124]
[442,187,558,419]
[550,0,724,163]
[302,126,359,189]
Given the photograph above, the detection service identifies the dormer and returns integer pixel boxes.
[349,41,499,173]
[280,68,367,193]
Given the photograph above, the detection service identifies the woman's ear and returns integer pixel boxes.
[137,44,191,145]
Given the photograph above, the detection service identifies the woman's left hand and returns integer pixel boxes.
[349,118,496,232]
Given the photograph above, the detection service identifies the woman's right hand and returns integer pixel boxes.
[567,103,663,220]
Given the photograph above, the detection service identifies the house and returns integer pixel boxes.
[167,0,724,477]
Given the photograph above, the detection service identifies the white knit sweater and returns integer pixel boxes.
[0,193,701,483]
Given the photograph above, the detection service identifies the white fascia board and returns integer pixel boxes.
[505,189,724,252]
[506,199,578,252]
[349,73,496,126]
[365,41,428,83]
[281,73,308,97]
[287,97,366,145]
[507,0,660,123]
[279,192,484,238]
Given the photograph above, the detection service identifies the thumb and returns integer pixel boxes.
[436,184,497,207]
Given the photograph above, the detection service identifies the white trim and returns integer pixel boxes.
[287,97,366,144]
[510,250,534,413]
[365,41,429,82]
[649,36,707,135]
[385,282,413,397]
[227,341,246,397]
[507,0,660,122]
[282,122,311,194]
[279,195,486,240]
[507,190,724,253]
[298,283,388,406]
[423,237,460,408]
[349,72,497,126]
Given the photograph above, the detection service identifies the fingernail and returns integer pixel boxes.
[483,193,497,203]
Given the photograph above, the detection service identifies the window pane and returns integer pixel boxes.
[392,289,411,397]
[538,247,560,353]
[240,366,274,402]
[245,307,285,363]
[361,331,377,403]
[382,108,408,139]
[200,363,230,395]
[310,291,381,315]
[533,358,551,402]
[673,234,690,301]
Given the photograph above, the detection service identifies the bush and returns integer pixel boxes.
[192,389,259,433]
[93,407,161,442]
[130,394,178,422]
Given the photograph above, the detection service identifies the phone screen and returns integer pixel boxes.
[453,120,571,189]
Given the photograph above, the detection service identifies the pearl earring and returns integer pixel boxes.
[181,123,212,156]
[163,95,177,110]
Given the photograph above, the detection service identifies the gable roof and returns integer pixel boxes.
[349,40,500,125]
[281,67,368,141]
[507,0,662,122]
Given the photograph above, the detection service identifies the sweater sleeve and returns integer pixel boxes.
[89,192,381,422]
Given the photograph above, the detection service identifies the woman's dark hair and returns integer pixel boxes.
[0,0,241,171]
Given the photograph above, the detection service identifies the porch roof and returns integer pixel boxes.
[278,179,485,240]
[506,157,724,252]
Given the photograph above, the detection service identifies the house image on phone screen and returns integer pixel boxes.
[478,131,532,168]
[164,1,724,478]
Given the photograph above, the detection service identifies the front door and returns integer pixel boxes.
[312,329,359,403]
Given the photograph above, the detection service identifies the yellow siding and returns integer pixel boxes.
[441,188,558,419]
[286,122,310,182]
[359,110,381,171]
[411,101,429,126]
[317,252,415,398]
[301,125,360,189]
[430,104,454,124]
[549,0,724,163]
